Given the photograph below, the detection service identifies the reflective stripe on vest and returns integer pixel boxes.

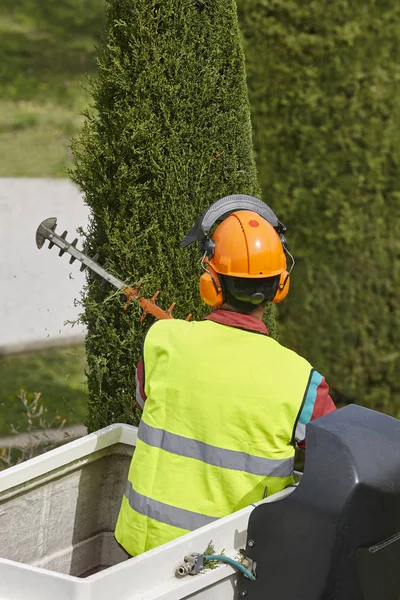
[138,420,295,478]
[124,480,218,531]
[115,319,313,556]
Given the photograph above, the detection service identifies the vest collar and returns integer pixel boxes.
[204,308,269,336]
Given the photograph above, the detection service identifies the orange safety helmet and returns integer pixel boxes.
[200,210,289,307]
[182,194,293,308]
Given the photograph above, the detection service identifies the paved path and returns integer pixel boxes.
[0,179,89,353]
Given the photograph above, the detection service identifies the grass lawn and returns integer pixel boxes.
[0,98,88,177]
[0,0,103,177]
[0,344,88,436]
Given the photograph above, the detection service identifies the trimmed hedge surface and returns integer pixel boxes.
[70,0,273,431]
[238,0,400,417]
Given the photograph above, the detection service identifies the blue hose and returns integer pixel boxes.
[205,554,256,581]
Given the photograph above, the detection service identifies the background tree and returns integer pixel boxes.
[237,0,400,416]
[71,0,274,432]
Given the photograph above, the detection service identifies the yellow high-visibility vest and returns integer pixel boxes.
[115,319,312,556]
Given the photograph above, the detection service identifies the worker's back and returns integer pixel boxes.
[115,318,313,556]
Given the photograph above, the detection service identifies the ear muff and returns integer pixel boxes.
[272,271,290,304]
[199,265,224,307]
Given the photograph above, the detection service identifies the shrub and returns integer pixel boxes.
[70,0,272,431]
[238,0,400,417]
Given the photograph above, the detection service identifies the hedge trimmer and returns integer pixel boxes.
[35,218,191,322]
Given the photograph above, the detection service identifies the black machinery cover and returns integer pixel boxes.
[238,404,400,600]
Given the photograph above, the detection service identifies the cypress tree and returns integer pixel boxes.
[71,0,274,431]
[238,0,400,416]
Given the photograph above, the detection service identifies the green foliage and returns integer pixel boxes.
[0,345,87,435]
[237,0,400,417]
[70,0,275,431]
[0,390,73,470]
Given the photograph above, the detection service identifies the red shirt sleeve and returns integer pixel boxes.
[309,377,336,420]
[296,375,336,449]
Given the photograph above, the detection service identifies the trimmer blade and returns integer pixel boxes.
[35,217,126,290]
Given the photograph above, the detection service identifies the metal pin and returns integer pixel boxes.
[58,231,68,256]
[69,239,79,263]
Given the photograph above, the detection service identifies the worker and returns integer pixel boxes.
[115,194,336,557]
